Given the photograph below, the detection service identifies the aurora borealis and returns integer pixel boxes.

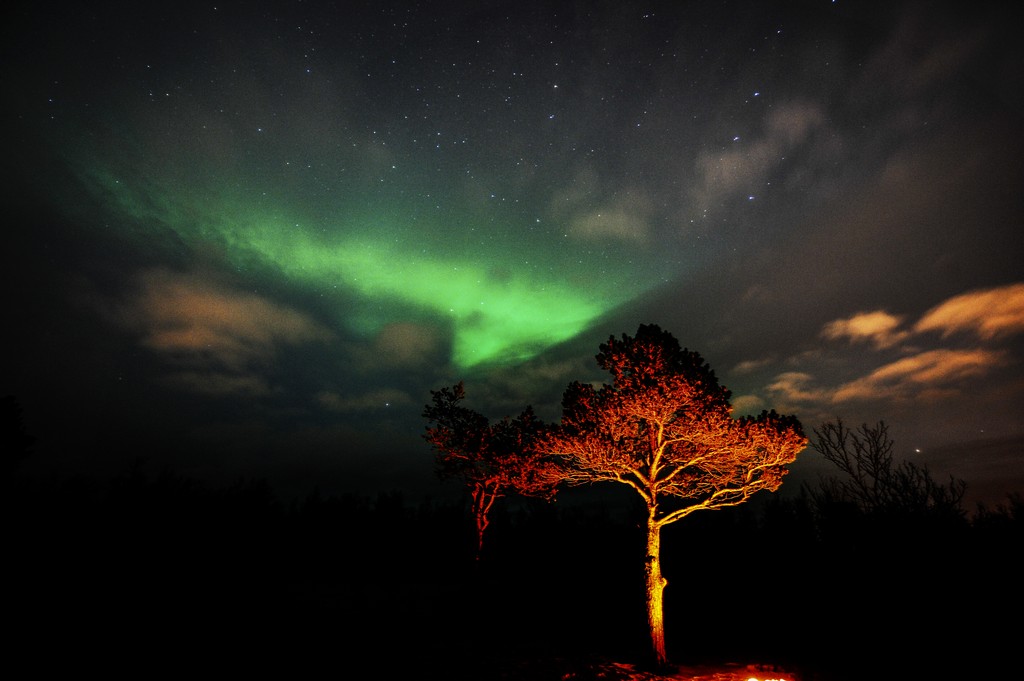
[77,154,661,370]
[4,0,1023,505]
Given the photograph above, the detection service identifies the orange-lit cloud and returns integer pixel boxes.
[821,310,909,348]
[818,283,1024,352]
[767,371,831,404]
[727,283,1024,421]
[128,268,334,370]
[732,358,773,375]
[832,348,1007,402]
[914,283,1024,340]
[730,393,766,416]
[761,347,1008,417]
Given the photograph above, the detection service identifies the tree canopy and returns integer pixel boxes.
[547,324,807,522]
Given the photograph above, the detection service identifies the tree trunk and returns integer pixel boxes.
[644,517,668,667]
[471,488,489,561]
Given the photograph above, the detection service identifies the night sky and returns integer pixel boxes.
[4,0,1022,508]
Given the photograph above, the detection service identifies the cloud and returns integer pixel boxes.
[549,165,600,212]
[549,166,653,244]
[567,191,653,244]
[819,283,1024,353]
[338,322,447,374]
[371,322,445,368]
[762,285,1023,416]
[316,388,412,412]
[832,349,1007,402]
[691,100,825,213]
[767,372,831,404]
[126,268,334,370]
[731,358,773,375]
[821,310,910,349]
[860,5,995,100]
[730,394,766,416]
[914,283,1024,340]
[111,267,335,396]
[162,371,274,397]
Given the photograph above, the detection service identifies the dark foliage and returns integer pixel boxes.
[1,394,35,477]
[5,453,1019,678]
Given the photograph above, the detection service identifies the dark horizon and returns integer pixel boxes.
[6,445,1018,679]
[6,386,1022,514]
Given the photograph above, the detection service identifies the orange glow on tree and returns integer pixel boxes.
[422,382,559,560]
[543,324,808,667]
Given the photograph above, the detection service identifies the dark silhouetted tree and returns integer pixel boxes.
[542,324,808,667]
[422,381,560,560]
[808,418,967,519]
[802,419,979,679]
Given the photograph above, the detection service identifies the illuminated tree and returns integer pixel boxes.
[542,324,808,667]
[422,382,559,561]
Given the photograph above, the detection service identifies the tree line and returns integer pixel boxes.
[419,324,1018,677]
[4,324,1020,678]
[5,447,1017,678]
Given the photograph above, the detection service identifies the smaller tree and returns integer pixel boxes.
[422,382,560,560]
[808,419,967,519]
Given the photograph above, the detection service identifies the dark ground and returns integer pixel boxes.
[6,468,1018,679]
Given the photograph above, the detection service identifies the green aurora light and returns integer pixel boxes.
[69,159,666,370]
